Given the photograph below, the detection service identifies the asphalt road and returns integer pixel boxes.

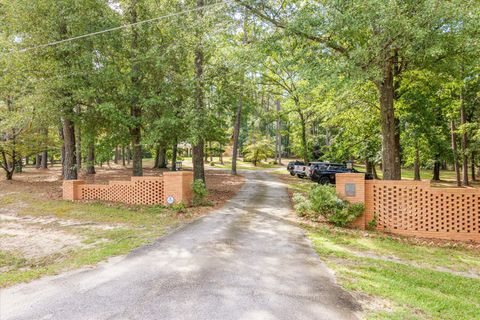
[1,171,360,320]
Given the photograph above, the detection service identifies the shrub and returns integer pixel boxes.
[292,193,311,217]
[367,215,378,230]
[330,202,365,227]
[192,179,209,206]
[171,202,186,213]
[292,185,365,227]
[308,185,344,221]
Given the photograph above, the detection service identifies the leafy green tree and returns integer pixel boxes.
[243,134,274,166]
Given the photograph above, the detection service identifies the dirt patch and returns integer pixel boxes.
[0,221,85,259]
[0,165,245,264]
[205,170,245,207]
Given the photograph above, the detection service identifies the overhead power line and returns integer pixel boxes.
[17,2,225,53]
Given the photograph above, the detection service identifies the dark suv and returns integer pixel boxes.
[310,163,372,185]
[287,161,305,176]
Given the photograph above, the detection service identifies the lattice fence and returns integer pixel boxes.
[370,182,480,241]
[80,179,165,205]
[336,173,480,242]
[63,172,193,206]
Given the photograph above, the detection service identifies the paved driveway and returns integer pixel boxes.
[1,171,359,320]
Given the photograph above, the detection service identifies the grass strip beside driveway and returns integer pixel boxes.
[307,226,480,320]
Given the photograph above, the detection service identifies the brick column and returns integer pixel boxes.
[163,171,194,206]
[335,173,366,229]
[63,180,85,201]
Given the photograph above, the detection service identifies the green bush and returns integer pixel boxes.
[331,202,365,227]
[367,215,378,230]
[171,202,186,213]
[292,193,311,217]
[292,185,365,227]
[192,179,209,206]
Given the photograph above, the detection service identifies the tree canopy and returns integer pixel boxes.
[1,0,479,185]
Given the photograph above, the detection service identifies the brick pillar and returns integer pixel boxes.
[336,173,366,229]
[63,180,85,201]
[163,171,194,206]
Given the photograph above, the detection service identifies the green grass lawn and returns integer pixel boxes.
[0,193,195,287]
[307,226,480,320]
[188,156,282,171]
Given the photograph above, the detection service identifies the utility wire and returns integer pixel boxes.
[0,21,238,88]
[16,2,225,53]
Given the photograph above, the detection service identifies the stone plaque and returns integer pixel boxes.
[345,183,356,197]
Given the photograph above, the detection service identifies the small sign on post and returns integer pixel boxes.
[345,183,356,197]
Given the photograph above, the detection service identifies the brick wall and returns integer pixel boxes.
[336,173,480,242]
[63,171,193,206]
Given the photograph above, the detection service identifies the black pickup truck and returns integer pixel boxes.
[309,163,373,185]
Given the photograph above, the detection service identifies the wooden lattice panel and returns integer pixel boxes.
[372,182,480,241]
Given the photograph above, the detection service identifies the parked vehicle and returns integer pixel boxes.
[287,161,305,176]
[294,161,324,178]
[309,163,373,185]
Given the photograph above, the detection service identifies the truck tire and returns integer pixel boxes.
[290,171,295,176]
[319,176,330,185]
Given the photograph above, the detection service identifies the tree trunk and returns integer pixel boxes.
[451,120,461,187]
[275,100,282,165]
[460,93,469,186]
[231,9,247,176]
[153,146,160,168]
[41,150,48,169]
[414,145,421,181]
[1,150,14,180]
[372,163,379,180]
[159,147,167,168]
[219,146,224,164]
[75,124,81,170]
[114,146,120,164]
[471,152,476,181]
[41,128,48,169]
[126,145,131,165]
[231,96,243,175]
[59,127,65,178]
[376,58,401,180]
[193,141,205,182]
[35,154,41,169]
[62,117,77,180]
[432,158,441,181]
[122,146,126,166]
[131,130,142,176]
[86,140,96,175]
[297,108,308,163]
[192,0,206,182]
[171,140,178,171]
[129,0,142,177]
